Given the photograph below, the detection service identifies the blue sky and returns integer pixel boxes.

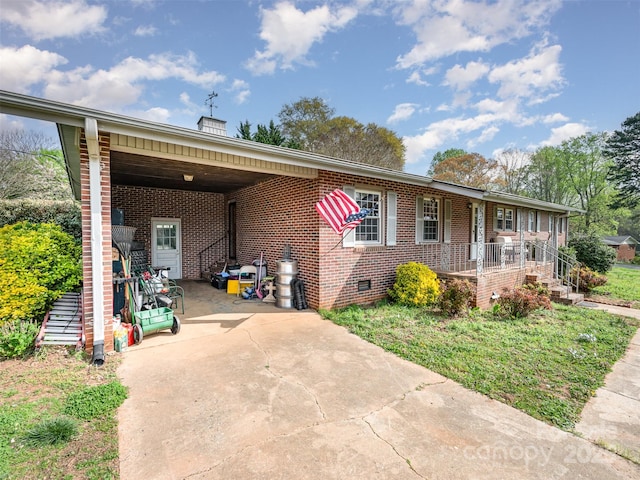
[1,0,638,175]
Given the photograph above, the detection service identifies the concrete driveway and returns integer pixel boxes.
[117,285,638,479]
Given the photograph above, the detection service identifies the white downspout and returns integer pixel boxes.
[85,118,106,365]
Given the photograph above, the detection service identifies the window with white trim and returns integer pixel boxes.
[354,189,381,244]
[495,206,515,232]
[416,197,440,242]
[548,214,554,233]
[558,217,564,234]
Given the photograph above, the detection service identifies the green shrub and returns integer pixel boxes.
[389,262,440,307]
[573,266,608,292]
[64,382,128,420]
[632,255,640,266]
[0,222,81,325]
[0,199,81,242]
[22,416,78,447]
[568,233,616,273]
[438,278,474,317]
[496,284,552,319]
[0,319,40,359]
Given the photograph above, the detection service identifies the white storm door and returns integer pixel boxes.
[151,218,182,279]
[470,203,479,260]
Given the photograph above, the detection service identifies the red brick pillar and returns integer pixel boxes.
[79,130,113,354]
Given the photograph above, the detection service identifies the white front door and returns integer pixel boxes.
[151,218,182,279]
[470,203,479,260]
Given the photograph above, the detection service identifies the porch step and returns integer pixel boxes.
[36,293,84,349]
[553,292,585,305]
[549,286,570,299]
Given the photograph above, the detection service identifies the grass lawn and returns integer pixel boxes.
[321,302,638,431]
[590,266,640,304]
[0,347,124,479]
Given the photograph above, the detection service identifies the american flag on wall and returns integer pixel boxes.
[315,189,370,234]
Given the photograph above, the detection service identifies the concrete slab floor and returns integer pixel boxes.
[116,289,639,479]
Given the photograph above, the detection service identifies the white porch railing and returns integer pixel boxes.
[525,240,581,293]
[418,241,526,275]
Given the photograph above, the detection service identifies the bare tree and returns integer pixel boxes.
[0,129,71,200]
[495,148,531,195]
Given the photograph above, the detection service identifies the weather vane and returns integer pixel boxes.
[205,91,218,117]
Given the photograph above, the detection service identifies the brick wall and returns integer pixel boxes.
[475,269,527,309]
[615,244,636,262]
[111,185,226,279]
[225,176,321,307]
[227,171,477,310]
[80,131,114,354]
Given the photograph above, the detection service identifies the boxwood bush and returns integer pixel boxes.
[389,262,440,307]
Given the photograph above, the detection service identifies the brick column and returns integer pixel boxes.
[80,131,113,354]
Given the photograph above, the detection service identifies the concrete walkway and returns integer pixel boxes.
[575,302,640,463]
[116,285,639,479]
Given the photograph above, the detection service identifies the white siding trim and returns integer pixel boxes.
[387,191,397,246]
[415,196,424,244]
[444,199,452,243]
[342,185,356,247]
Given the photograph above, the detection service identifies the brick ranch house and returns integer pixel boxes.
[602,236,638,262]
[1,90,581,358]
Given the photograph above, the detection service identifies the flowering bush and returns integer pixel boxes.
[438,278,474,317]
[0,222,81,326]
[389,262,440,307]
[496,283,552,319]
[572,266,607,292]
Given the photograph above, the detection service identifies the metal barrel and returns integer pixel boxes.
[276,260,298,308]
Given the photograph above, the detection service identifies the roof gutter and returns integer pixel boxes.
[0,89,434,189]
[482,190,585,214]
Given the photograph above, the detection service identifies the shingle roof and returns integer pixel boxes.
[602,236,638,245]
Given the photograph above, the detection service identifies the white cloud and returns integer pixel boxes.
[542,112,569,124]
[406,71,429,86]
[444,61,489,90]
[0,0,107,41]
[540,122,590,146]
[178,92,198,111]
[0,113,25,131]
[246,1,358,75]
[387,103,418,124]
[474,126,500,145]
[394,0,561,69]
[1,46,226,112]
[403,113,500,163]
[134,107,172,123]
[229,79,251,104]
[134,25,158,37]
[0,45,67,92]
[488,42,564,101]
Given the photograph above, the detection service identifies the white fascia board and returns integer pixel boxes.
[1,90,434,187]
[428,181,485,200]
[483,191,583,214]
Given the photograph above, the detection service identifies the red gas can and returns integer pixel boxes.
[124,323,134,346]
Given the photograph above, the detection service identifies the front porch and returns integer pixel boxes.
[415,240,577,308]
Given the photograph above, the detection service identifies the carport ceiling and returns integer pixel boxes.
[110,151,278,193]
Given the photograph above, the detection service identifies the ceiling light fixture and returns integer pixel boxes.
[183,174,194,182]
